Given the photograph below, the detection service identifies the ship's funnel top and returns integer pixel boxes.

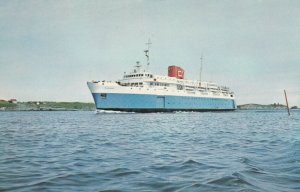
[168,65,184,79]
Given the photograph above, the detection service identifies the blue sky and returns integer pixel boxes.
[0,0,299,105]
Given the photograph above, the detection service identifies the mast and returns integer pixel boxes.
[144,39,152,71]
[135,61,141,73]
[199,54,203,86]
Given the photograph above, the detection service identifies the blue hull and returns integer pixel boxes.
[92,93,236,112]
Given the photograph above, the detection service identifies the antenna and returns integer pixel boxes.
[199,54,203,84]
[144,39,152,71]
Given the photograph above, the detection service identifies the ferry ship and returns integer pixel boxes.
[87,44,236,112]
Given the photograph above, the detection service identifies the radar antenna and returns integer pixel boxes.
[144,39,152,71]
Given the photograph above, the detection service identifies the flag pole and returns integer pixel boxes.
[284,90,290,116]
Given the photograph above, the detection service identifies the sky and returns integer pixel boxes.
[0,0,299,106]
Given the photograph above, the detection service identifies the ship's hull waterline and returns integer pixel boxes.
[91,92,236,113]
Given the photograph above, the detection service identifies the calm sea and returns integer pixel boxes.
[0,110,300,192]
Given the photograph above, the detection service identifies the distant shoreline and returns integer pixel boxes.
[237,103,298,110]
[1,101,298,111]
[0,101,95,111]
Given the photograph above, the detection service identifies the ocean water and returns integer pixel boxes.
[0,110,300,192]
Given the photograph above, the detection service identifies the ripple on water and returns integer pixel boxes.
[0,110,300,191]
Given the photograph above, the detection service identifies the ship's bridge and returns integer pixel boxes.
[123,73,153,79]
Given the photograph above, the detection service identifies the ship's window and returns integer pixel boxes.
[150,75,153,78]
[150,82,153,86]
[100,93,107,99]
